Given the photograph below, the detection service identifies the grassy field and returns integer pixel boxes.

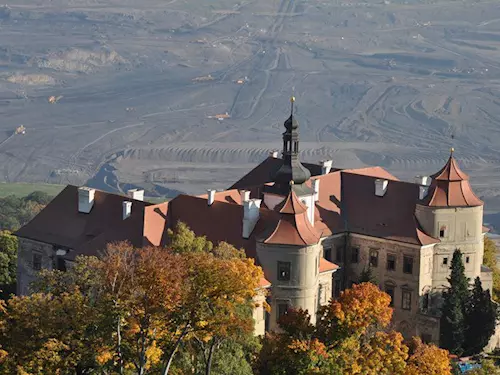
[0,182,65,198]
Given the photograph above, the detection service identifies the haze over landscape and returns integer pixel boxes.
[2,0,500,225]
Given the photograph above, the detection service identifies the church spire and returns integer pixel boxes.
[269,96,312,196]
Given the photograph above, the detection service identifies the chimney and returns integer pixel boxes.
[127,189,144,201]
[414,176,430,186]
[243,199,262,238]
[269,150,279,158]
[419,186,429,200]
[78,187,95,214]
[122,201,132,220]
[207,189,216,206]
[375,179,388,197]
[312,179,320,201]
[240,190,250,203]
[321,160,333,175]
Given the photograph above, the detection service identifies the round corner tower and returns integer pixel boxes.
[415,149,484,290]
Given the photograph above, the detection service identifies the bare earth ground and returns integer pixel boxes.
[2,0,500,226]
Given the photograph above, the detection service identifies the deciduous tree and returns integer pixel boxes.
[483,237,500,303]
[317,282,393,346]
[0,231,18,299]
[405,337,452,375]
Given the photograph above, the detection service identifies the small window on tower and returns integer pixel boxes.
[277,302,289,320]
[370,249,379,267]
[277,261,291,281]
[443,257,448,266]
[439,226,447,238]
[466,256,470,264]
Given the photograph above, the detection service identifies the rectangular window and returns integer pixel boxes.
[387,254,396,271]
[351,248,359,263]
[56,257,66,271]
[466,256,470,264]
[443,257,448,266]
[336,248,342,262]
[32,253,42,271]
[402,291,412,311]
[370,249,379,267]
[277,261,291,281]
[277,302,289,320]
[324,248,332,262]
[439,229,445,238]
[385,286,395,307]
[403,256,414,274]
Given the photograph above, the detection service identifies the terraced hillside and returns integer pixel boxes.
[1,0,500,215]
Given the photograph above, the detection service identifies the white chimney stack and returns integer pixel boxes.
[243,199,262,238]
[207,189,216,206]
[240,190,250,203]
[321,160,333,175]
[414,176,430,186]
[312,179,320,202]
[419,186,429,200]
[375,179,389,197]
[269,150,279,158]
[127,189,144,201]
[78,187,95,214]
[122,201,132,220]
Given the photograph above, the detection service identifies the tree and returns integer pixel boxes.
[483,237,500,303]
[405,337,452,375]
[464,277,497,355]
[440,249,469,356]
[358,266,377,285]
[316,282,393,346]
[0,231,18,299]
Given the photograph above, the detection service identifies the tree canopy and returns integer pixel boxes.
[257,283,452,375]
[0,191,52,232]
[0,224,265,375]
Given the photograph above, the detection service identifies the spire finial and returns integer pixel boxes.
[450,147,455,155]
[290,95,295,116]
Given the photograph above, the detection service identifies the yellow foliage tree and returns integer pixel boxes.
[317,282,393,346]
[483,237,500,302]
[405,338,452,375]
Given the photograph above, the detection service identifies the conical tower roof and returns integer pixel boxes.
[422,149,482,207]
[263,188,320,246]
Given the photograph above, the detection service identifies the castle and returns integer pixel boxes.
[16,97,492,344]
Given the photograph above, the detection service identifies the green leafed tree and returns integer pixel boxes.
[0,231,18,300]
[440,249,469,356]
[464,277,497,356]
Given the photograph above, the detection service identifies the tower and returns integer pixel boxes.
[256,97,323,330]
[415,149,484,290]
[256,186,322,331]
[264,97,316,223]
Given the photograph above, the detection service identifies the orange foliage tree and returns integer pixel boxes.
[257,283,452,375]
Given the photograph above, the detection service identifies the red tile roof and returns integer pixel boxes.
[15,185,152,259]
[263,190,321,246]
[320,258,339,273]
[422,154,483,207]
